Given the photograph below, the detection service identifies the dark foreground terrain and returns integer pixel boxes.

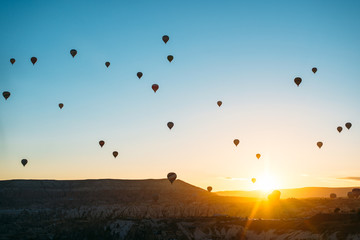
[1,179,360,239]
[1,213,360,240]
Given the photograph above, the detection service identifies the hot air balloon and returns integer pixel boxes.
[137,72,143,79]
[312,67,317,74]
[317,141,323,149]
[70,49,77,58]
[217,101,222,107]
[294,77,302,87]
[58,103,64,109]
[345,122,352,130]
[233,139,239,146]
[337,126,343,133]
[105,62,110,68]
[251,178,256,183]
[31,57,37,65]
[99,140,105,148]
[167,172,177,184]
[167,55,173,62]
[152,84,159,93]
[113,151,118,158]
[162,35,169,44]
[256,154,261,159]
[21,159,28,167]
[2,91,10,100]
[167,122,174,130]
[207,186,212,192]
[10,58,15,65]
[268,190,281,201]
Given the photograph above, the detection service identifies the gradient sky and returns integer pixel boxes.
[1,0,360,191]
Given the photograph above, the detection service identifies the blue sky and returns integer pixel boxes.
[1,0,360,191]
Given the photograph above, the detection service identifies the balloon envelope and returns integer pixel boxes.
[31,57,37,65]
[345,122,352,130]
[10,58,15,65]
[137,72,143,79]
[167,122,174,130]
[21,159,28,167]
[2,91,10,100]
[294,77,302,86]
[105,62,110,68]
[113,151,118,158]
[58,103,64,109]
[167,172,177,184]
[317,141,323,149]
[99,140,105,147]
[70,49,77,58]
[252,178,256,183]
[312,67,317,74]
[233,139,239,146]
[167,55,174,62]
[207,186,212,192]
[337,126,343,133]
[256,154,261,159]
[162,35,169,44]
[152,84,159,93]
[217,101,222,107]
[268,190,281,201]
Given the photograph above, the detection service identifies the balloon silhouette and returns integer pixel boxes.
[21,159,28,167]
[217,101,222,107]
[113,151,118,158]
[10,58,15,65]
[152,84,159,93]
[167,122,174,130]
[58,103,64,109]
[31,57,37,65]
[294,77,302,87]
[207,186,212,192]
[317,141,323,149]
[167,55,174,62]
[2,91,10,100]
[167,172,177,184]
[233,139,239,146]
[252,178,256,183]
[337,126,343,133]
[162,35,169,44]
[99,140,105,148]
[105,62,110,68]
[268,190,281,201]
[70,49,77,58]
[137,72,143,79]
[256,154,261,159]
[345,122,352,130]
[312,67,317,74]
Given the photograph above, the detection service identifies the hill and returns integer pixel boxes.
[0,179,208,208]
[1,179,360,220]
[216,187,358,199]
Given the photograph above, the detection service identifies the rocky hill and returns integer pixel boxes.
[0,179,209,208]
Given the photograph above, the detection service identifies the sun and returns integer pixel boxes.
[256,174,279,193]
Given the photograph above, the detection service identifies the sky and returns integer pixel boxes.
[1,0,360,191]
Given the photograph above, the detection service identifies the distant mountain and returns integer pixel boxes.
[216,187,359,198]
